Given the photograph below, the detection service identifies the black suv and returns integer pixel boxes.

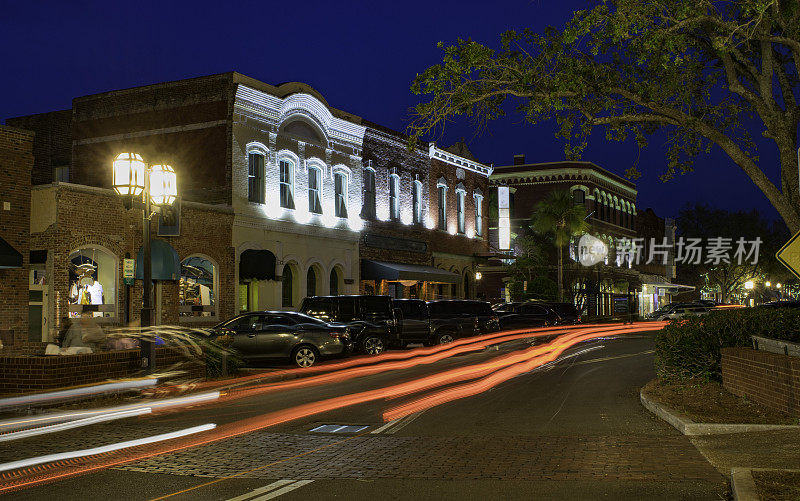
[494,302,561,330]
[394,298,474,346]
[299,295,398,355]
[427,300,500,338]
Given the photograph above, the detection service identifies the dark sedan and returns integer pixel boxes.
[496,302,561,330]
[209,311,351,367]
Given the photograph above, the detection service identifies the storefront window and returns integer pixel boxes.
[179,256,217,318]
[68,247,116,319]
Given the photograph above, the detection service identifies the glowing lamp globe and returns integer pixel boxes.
[744,281,754,290]
[149,164,178,206]
[112,153,146,196]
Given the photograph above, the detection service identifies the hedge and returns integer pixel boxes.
[654,308,800,381]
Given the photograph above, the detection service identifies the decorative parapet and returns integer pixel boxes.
[428,142,493,177]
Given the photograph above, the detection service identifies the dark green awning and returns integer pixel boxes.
[361,260,460,284]
[135,239,180,280]
[239,249,276,281]
[0,236,23,269]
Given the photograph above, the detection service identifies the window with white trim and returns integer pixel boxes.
[308,166,322,214]
[437,185,447,230]
[248,153,265,203]
[362,168,376,219]
[456,190,465,234]
[334,171,348,218]
[474,193,483,237]
[389,174,400,221]
[412,180,422,224]
[279,159,294,209]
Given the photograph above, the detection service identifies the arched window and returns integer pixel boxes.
[330,267,340,296]
[308,166,322,214]
[180,256,217,318]
[389,174,400,221]
[474,191,483,237]
[334,171,348,218]
[413,180,422,224]
[456,190,466,234]
[247,152,265,204]
[68,246,117,319]
[437,178,447,230]
[362,168,376,219]
[282,264,295,307]
[306,266,317,296]
[573,189,585,205]
[279,159,295,209]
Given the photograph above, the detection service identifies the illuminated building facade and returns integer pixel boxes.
[480,156,647,316]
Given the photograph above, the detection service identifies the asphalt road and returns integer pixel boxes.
[1,331,728,500]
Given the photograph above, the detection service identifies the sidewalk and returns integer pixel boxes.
[641,389,800,500]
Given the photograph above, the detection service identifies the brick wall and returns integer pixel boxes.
[5,110,72,185]
[30,184,235,338]
[0,125,33,348]
[721,347,800,416]
[0,347,205,395]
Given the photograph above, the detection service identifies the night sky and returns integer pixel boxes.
[0,0,784,224]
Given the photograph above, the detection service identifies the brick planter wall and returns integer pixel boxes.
[721,346,800,417]
[0,347,205,395]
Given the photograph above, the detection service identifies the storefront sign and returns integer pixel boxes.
[123,258,135,285]
[498,186,510,250]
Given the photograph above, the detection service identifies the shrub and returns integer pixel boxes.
[654,308,800,381]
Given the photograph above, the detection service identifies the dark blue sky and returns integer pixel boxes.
[0,0,784,223]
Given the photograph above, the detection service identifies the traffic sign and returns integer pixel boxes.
[776,230,800,281]
[123,258,135,285]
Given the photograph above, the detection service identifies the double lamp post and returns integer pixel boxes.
[112,153,178,373]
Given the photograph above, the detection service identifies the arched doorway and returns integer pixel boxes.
[330,267,340,296]
[306,266,318,297]
[282,263,298,307]
[463,272,471,299]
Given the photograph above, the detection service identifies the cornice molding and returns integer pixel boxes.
[429,143,493,177]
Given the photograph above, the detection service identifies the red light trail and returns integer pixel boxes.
[0,323,664,494]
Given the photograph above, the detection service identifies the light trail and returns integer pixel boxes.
[162,323,615,394]
[208,324,640,406]
[0,379,158,411]
[0,408,151,443]
[0,391,220,433]
[0,424,216,473]
[0,324,663,493]
[382,325,665,421]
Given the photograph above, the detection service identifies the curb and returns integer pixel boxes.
[639,390,800,436]
[731,468,759,501]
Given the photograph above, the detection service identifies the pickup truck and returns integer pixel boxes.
[393,299,500,347]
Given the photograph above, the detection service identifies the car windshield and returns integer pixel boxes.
[285,312,329,325]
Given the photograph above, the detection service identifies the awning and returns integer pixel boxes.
[135,239,180,280]
[239,249,276,281]
[0,236,23,269]
[361,260,460,284]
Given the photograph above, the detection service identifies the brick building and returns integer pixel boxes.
[480,156,644,316]
[6,71,493,344]
[0,125,33,349]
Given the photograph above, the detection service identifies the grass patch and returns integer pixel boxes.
[642,378,799,425]
[752,470,800,501]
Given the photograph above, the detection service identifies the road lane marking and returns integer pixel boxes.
[148,431,370,500]
[384,411,424,435]
[370,419,399,434]
[0,424,215,473]
[251,480,313,500]
[567,350,654,367]
[226,479,296,501]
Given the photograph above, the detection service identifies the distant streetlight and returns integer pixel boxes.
[112,153,178,373]
[776,283,782,289]
[765,281,771,287]
[744,280,755,290]
[475,272,482,280]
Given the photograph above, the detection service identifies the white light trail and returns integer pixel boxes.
[0,423,216,473]
[0,408,151,443]
[0,379,158,410]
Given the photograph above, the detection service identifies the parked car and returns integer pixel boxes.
[394,298,483,346]
[538,302,581,325]
[649,304,711,320]
[758,300,800,309]
[208,311,351,367]
[299,295,399,355]
[427,300,500,338]
[495,302,561,330]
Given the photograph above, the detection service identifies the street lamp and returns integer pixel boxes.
[744,281,754,290]
[112,153,178,373]
[765,281,771,287]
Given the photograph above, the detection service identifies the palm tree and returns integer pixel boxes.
[531,190,588,302]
